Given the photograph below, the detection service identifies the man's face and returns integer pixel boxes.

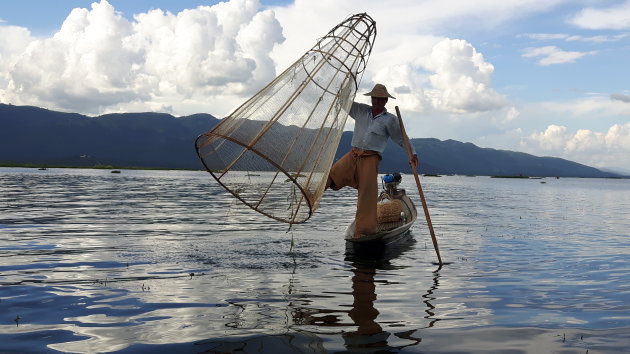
[371,96,388,110]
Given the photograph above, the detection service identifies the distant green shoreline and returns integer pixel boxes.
[1,163,627,179]
[0,163,201,171]
[491,175,531,178]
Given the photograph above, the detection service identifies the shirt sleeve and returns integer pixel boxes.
[387,115,417,155]
[349,102,358,120]
[349,102,368,121]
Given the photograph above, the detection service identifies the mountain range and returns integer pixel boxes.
[0,103,621,178]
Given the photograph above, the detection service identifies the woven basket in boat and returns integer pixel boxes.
[377,199,402,224]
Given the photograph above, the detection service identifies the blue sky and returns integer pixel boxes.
[1,0,630,172]
[0,0,287,35]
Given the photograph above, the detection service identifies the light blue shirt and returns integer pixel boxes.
[349,102,417,156]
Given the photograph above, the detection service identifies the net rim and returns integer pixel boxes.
[195,132,315,224]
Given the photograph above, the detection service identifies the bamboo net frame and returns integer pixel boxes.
[195,13,376,224]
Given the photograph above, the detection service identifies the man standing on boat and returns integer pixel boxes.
[326,83,418,239]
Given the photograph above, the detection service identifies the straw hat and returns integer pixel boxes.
[363,83,396,99]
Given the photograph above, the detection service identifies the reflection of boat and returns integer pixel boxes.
[345,173,417,245]
[345,232,416,265]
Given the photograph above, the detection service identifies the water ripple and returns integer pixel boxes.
[1,169,629,352]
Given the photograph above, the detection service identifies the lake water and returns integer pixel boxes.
[1,167,629,353]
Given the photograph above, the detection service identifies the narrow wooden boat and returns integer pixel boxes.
[345,173,418,245]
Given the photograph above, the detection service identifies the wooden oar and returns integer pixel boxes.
[395,106,443,266]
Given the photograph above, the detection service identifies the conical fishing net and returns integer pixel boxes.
[195,13,376,224]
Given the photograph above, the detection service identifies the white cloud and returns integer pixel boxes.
[269,0,566,63]
[611,93,630,103]
[0,25,32,86]
[527,124,569,151]
[270,1,572,115]
[524,33,570,41]
[0,0,284,115]
[505,106,520,123]
[420,38,508,113]
[1,0,565,117]
[355,36,509,115]
[606,122,630,150]
[540,96,630,117]
[501,96,630,169]
[522,46,596,65]
[520,122,630,170]
[524,32,629,42]
[570,0,630,30]
[565,129,606,152]
[368,62,432,113]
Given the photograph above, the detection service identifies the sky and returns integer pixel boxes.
[1,0,630,173]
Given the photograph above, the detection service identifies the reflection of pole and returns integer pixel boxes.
[391,273,439,348]
[395,106,443,266]
[422,272,442,328]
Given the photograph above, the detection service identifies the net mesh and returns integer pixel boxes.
[195,13,376,224]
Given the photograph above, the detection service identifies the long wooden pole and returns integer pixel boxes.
[395,106,443,266]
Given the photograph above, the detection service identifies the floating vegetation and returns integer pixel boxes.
[284,172,308,182]
[491,175,529,178]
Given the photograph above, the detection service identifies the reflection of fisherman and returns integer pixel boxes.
[343,266,390,349]
[326,84,418,239]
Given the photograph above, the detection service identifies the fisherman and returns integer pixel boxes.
[326,83,418,239]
